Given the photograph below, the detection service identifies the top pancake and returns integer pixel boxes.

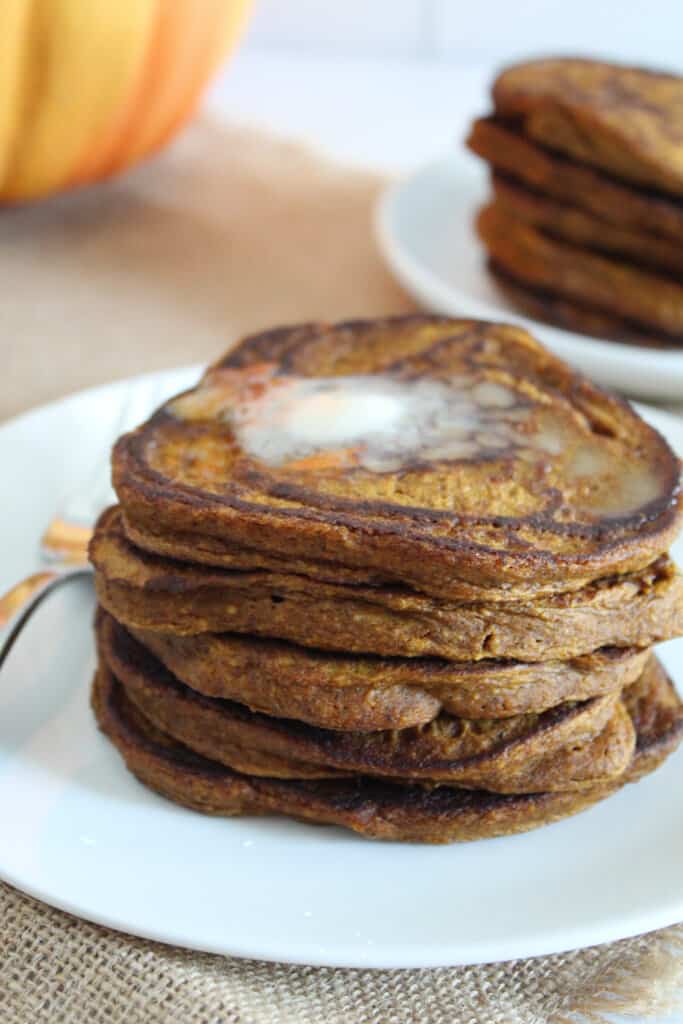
[113,317,682,597]
[493,59,683,196]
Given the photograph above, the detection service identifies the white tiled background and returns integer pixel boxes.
[246,0,682,68]
[208,1,683,174]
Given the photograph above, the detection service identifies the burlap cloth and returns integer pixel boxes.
[0,117,681,1022]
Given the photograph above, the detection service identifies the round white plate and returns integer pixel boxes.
[376,154,683,401]
[1,369,683,969]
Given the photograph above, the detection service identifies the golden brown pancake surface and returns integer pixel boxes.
[493,59,683,195]
[467,116,683,241]
[91,509,683,662]
[111,317,683,596]
[491,174,683,277]
[131,617,646,728]
[488,263,679,350]
[91,656,683,844]
[477,203,683,339]
[98,612,636,794]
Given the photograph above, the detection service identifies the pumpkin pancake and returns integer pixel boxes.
[122,513,606,605]
[91,656,683,843]
[111,317,683,598]
[491,174,683,277]
[492,59,683,197]
[477,203,683,340]
[91,509,683,662]
[467,116,683,241]
[98,611,636,794]
[488,263,679,350]
[122,604,648,735]
[131,620,646,729]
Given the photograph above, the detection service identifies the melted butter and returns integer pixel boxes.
[168,366,664,515]
[573,451,662,516]
[171,367,527,471]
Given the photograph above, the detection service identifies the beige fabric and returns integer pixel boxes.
[0,117,413,422]
[0,116,681,1020]
[0,884,681,1024]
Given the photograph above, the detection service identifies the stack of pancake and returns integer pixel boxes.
[467,59,683,347]
[90,316,683,843]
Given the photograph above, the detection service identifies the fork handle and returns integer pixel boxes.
[0,568,90,670]
[0,572,61,627]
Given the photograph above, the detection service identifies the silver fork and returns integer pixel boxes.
[0,378,169,670]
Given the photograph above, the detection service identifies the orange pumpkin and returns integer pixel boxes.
[0,0,251,202]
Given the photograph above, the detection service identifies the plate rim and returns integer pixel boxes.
[0,362,204,435]
[3,844,683,970]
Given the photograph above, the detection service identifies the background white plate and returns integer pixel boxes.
[1,369,682,969]
[376,154,683,401]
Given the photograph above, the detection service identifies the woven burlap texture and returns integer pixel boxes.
[1,884,682,1024]
[0,116,681,1022]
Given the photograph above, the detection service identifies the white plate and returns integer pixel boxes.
[1,369,683,969]
[376,154,683,401]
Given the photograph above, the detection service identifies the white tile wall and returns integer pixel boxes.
[246,0,429,55]
[433,0,683,71]
[245,0,683,70]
